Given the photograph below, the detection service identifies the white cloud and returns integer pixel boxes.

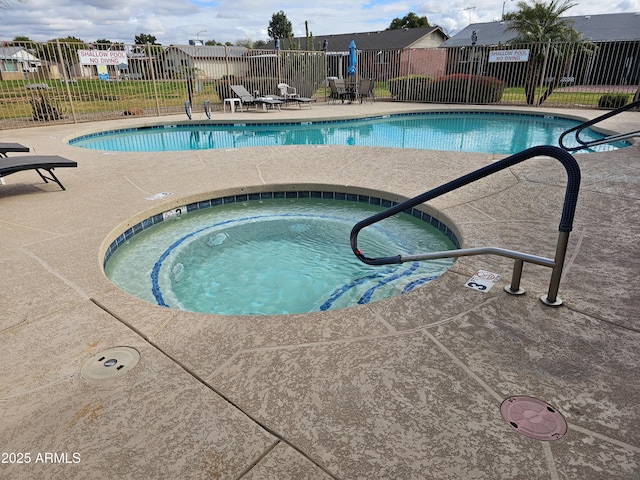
[1,0,636,45]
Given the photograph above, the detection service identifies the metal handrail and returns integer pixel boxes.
[559,99,640,152]
[350,145,581,306]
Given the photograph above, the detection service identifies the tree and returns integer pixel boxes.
[388,12,430,30]
[94,39,112,49]
[132,33,162,59]
[91,40,124,50]
[268,10,292,40]
[50,36,85,44]
[38,36,86,63]
[505,0,595,105]
[235,38,254,48]
[134,33,160,45]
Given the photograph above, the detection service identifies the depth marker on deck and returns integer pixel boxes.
[464,269,501,292]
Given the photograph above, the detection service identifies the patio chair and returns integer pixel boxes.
[291,97,316,109]
[230,85,283,111]
[277,83,298,99]
[0,155,77,190]
[328,79,349,104]
[275,83,315,109]
[358,78,375,104]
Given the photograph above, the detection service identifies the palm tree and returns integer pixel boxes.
[504,0,595,105]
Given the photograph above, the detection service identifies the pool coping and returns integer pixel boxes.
[103,186,462,315]
[68,109,635,151]
[102,185,461,267]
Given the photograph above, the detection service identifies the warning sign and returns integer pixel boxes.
[77,49,128,66]
[488,49,529,63]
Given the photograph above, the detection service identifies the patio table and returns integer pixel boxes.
[344,81,360,103]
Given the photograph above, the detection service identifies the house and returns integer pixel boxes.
[440,12,640,86]
[163,45,249,80]
[262,27,450,80]
[0,46,42,80]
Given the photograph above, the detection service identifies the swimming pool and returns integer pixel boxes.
[103,192,458,316]
[70,112,627,154]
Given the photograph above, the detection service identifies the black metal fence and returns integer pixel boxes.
[1,39,638,129]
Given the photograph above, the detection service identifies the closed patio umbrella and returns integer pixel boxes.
[347,40,357,76]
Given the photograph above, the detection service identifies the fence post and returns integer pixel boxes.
[537,39,552,106]
[404,48,412,101]
[277,49,282,87]
[56,39,77,123]
[465,46,475,103]
[147,43,161,116]
[324,51,328,102]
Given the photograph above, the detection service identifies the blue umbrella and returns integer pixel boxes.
[347,40,357,76]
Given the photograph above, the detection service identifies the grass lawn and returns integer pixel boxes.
[0,78,634,122]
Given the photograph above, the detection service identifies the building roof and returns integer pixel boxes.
[261,27,448,52]
[164,45,248,58]
[441,12,640,47]
[0,46,40,61]
[0,46,38,60]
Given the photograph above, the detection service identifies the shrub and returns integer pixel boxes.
[388,75,433,101]
[387,74,505,103]
[426,74,505,103]
[598,94,628,109]
[29,92,61,121]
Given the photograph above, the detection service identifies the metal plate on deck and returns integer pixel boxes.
[81,346,140,382]
[500,396,567,441]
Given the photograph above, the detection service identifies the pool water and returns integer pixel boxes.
[104,197,457,316]
[70,112,627,154]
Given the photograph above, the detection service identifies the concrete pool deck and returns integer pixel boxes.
[1,101,638,479]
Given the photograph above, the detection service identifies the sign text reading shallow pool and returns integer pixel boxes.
[489,49,530,63]
[77,50,128,66]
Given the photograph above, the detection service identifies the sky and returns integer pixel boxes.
[1,0,639,46]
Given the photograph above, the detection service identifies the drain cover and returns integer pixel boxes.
[500,396,567,441]
[81,346,140,382]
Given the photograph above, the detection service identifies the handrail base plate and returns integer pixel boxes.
[504,286,526,295]
[540,294,563,307]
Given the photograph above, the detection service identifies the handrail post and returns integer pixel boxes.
[505,258,525,295]
[541,231,570,306]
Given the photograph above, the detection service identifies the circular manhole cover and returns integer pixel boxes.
[81,346,140,382]
[500,396,567,441]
